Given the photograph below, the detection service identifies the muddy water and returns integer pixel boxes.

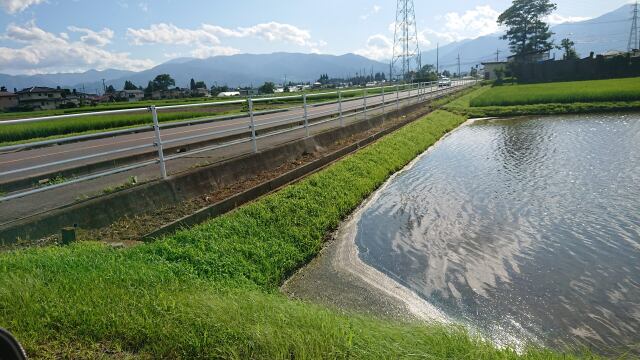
[355,113,640,354]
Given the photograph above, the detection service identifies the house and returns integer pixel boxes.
[117,90,144,102]
[217,91,241,97]
[16,87,63,110]
[481,61,508,81]
[239,89,258,96]
[192,87,211,97]
[507,50,551,63]
[0,91,19,110]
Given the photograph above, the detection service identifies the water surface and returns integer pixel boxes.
[356,113,640,354]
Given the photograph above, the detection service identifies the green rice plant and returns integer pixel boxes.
[0,110,595,358]
[469,77,640,107]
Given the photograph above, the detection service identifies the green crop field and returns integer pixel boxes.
[0,109,592,359]
[469,77,640,107]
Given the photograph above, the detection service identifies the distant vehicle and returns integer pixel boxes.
[438,78,452,87]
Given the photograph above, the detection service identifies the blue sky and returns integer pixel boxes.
[0,0,631,74]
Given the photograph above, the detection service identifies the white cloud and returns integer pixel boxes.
[443,5,501,38]
[127,22,322,49]
[0,0,44,14]
[546,14,591,25]
[1,22,154,74]
[360,4,382,20]
[354,34,393,61]
[190,45,241,59]
[67,26,114,47]
[127,23,221,46]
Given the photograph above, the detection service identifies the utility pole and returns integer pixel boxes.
[390,0,421,81]
[436,43,439,76]
[101,79,106,94]
[496,49,501,62]
[457,54,461,79]
[629,0,639,52]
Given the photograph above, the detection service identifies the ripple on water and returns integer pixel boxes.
[355,113,640,355]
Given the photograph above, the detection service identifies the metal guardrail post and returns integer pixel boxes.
[381,85,385,121]
[338,90,343,127]
[248,97,258,153]
[363,88,367,120]
[150,105,168,179]
[303,94,309,137]
[396,84,400,112]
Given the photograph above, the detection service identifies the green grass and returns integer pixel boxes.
[469,77,640,107]
[446,86,640,118]
[0,110,592,359]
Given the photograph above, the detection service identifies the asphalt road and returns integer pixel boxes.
[0,82,472,188]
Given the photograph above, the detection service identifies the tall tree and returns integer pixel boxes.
[144,81,154,97]
[559,38,579,60]
[190,78,196,91]
[123,81,138,90]
[259,82,276,94]
[498,0,557,56]
[105,85,116,94]
[152,74,175,91]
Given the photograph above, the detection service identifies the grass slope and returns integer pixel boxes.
[469,77,640,107]
[0,110,592,359]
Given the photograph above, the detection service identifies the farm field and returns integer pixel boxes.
[469,77,640,107]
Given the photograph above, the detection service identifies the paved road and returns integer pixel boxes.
[0,82,472,188]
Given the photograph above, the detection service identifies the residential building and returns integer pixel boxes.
[16,87,63,110]
[0,91,18,110]
[192,88,211,97]
[117,90,144,102]
[481,61,508,80]
[239,89,259,96]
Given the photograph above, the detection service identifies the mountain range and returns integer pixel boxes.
[0,4,633,92]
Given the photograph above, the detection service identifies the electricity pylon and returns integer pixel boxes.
[629,0,639,52]
[390,0,421,81]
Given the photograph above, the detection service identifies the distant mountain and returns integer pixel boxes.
[102,52,388,89]
[0,53,388,92]
[423,4,634,73]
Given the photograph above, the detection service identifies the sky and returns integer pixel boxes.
[0,0,632,75]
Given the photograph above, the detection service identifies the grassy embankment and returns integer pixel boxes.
[445,77,640,117]
[0,109,590,359]
[0,85,413,147]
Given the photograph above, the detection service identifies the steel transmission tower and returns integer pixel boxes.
[390,0,421,81]
[629,1,639,52]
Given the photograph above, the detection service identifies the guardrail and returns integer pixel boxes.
[0,79,476,202]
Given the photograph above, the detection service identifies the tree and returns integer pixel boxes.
[470,67,479,77]
[152,74,175,91]
[105,85,116,94]
[559,38,579,60]
[0,86,6,92]
[194,81,207,89]
[123,81,138,90]
[211,84,229,96]
[190,78,196,91]
[144,81,154,97]
[259,82,276,94]
[442,70,451,78]
[498,0,557,57]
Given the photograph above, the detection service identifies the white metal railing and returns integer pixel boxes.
[0,79,477,202]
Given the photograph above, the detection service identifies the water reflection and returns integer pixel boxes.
[356,113,640,354]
